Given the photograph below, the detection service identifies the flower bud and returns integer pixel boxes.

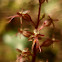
[22,14,32,22]
[43,19,52,26]
[40,38,53,47]
[39,0,48,4]
[23,31,33,37]
[39,0,45,4]
[22,14,35,26]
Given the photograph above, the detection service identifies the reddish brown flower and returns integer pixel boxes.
[40,37,59,47]
[40,38,53,47]
[18,28,34,37]
[7,10,29,23]
[16,48,32,62]
[38,16,58,30]
[7,10,35,27]
[32,37,41,52]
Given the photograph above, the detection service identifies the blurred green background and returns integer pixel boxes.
[0,0,62,62]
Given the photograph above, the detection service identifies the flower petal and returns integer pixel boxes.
[7,15,19,23]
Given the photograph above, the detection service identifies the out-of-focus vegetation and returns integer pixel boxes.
[0,0,62,62]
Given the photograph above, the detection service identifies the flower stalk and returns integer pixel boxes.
[32,2,42,61]
[36,3,41,29]
[32,43,36,62]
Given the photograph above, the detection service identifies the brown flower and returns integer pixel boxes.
[18,28,34,37]
[38,15,58,30]
[16,48,32,62]
[7,10,35,28]
[40,37,59,47]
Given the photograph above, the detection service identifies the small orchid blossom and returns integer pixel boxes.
[16,48,32,62]
[38,16,58,30]
[40,37,60,47]
[32,37,41,52]
[7,10,35,27]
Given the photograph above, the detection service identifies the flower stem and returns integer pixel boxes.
[35,4,41,29]
[32,43,36,62]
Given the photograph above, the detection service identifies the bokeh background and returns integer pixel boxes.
[0,0,62,62]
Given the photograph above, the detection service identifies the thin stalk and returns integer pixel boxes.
[32,43,36,62]
[20,17,22,29]
[35,4,41,29]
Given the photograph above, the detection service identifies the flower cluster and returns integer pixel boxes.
[7,0,59,62]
